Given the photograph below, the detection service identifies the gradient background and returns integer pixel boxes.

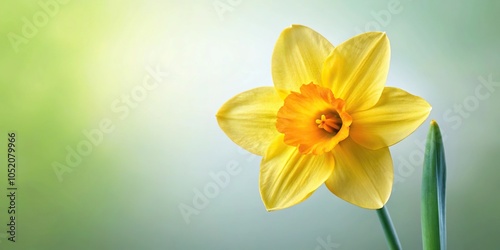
[1,0,499,249]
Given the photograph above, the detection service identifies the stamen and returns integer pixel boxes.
[315,113,342,134]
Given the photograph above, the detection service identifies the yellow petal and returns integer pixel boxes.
[350,87,432,150]
[325,138,393,209]
[272,24,334,98]
[216,87,283,156]
[322,32,390,112]
[260,135,335,211]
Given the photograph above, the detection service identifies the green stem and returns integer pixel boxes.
[377,206,402,250]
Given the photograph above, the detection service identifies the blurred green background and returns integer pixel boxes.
[0,0,499,249]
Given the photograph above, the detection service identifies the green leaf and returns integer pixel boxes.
[421,120,447,250]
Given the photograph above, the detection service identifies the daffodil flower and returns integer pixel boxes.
[216,25,431,211]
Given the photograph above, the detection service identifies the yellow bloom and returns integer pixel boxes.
[216,25,431,211]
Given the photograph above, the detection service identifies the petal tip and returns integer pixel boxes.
[284,24,301,32]
[290,24,306,29]
[362,201,385,210]
[364,31,387,37]
[260,193,280,212]
[264,205,277,212]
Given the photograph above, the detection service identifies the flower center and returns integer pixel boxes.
[315,113,342,134]
[276,83,352,155]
